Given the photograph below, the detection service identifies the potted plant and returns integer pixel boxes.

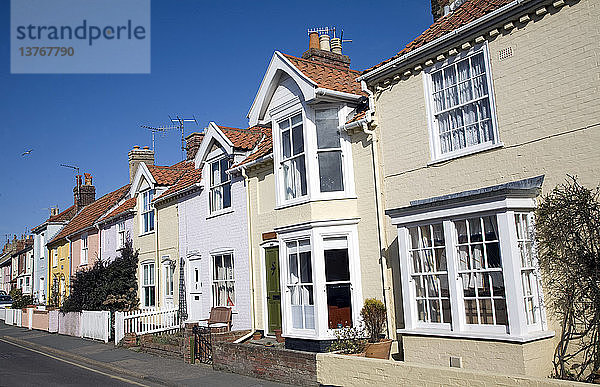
[361,298,392,359]
[327,326,366,355]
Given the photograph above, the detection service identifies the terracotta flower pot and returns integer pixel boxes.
[364,339,392,359]
[252,331,262,340]
[274,329,284,343]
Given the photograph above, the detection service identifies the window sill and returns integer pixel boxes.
[206,208,234,220]
[139,231,155,237]
[428,142,504,166]
[397,328,554,343]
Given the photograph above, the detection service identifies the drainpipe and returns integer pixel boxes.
[241,167,257,338]
[340,81,394,340]
[154,204,160,309]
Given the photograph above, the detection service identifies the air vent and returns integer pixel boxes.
[499,47,513,61]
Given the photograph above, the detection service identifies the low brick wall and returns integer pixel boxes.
[140,333,183,359]
[32,309,49,331]
[213,342,317,386]
[316,353,590,387]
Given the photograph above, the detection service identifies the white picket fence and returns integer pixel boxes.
[81,311,110,343]
[4,308,22,326]
[0,307,5,321]
[114,307,179,345]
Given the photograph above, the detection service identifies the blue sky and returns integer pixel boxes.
[0,0,432,241]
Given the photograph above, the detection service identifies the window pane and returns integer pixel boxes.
[299,251,312,283]
[315,109,340,149]
[469,218,483,242]
[487,242,501,268]
[432,223,445,246]
[292,124,304,156]
[223,183,231,208]
[288,253,298,284]
[291,113,302,126]
[429,299,441,323]
[464,299,478,324]
[220,158,229,182]
[211,161,220,185]
[325,248,350,282]
[282,130,291,158]
[483,216,498,241]
[494,298,508,325]
[318,151,344,192]
[327,284,352,329]
[490,272,505,297]
[297,155,307,196]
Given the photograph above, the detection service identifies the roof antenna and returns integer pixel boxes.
[60,163,80,208]
[169,115,198,161]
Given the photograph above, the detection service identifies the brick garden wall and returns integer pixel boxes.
[213,342,318,386]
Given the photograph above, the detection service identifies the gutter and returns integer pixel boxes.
[314,87,363,102]
[359,0,535,82]
[153,183,202,206]
[228,154,274,174]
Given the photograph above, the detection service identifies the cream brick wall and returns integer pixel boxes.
[316,352,588,387]
[371,0,599,376]
[155,202,179,308]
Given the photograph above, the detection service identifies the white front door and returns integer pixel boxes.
[187,259,203,321]
[162,260,174,308]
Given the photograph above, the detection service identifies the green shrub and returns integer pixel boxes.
[327,325,367,354]
[9,288,33,309]
[361,298,387,343]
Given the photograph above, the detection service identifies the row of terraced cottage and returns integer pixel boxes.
[3,0,599,380]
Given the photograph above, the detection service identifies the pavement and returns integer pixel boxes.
[0,324,286,387]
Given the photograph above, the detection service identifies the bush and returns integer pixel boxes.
[9,288,33,309]
[361,298,387,343]
[61,239,139,313]
[536,177,599,382]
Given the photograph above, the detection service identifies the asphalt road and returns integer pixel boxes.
[0,339,153,387]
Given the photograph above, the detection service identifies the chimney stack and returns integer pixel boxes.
[185,132,205,161]
[128,145,155,183]
[302,28,351,68]
[431,0,456,21]
[74,173,96,211]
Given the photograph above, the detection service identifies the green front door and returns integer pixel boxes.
[265,247,282,335]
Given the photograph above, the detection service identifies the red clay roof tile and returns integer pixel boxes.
[283,54,366,96]
[100,196,137,222]
[218,126,264,150]
[364,0,513,74]
[231,127,273,169]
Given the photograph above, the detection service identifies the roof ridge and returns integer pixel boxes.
[283,53,361,73]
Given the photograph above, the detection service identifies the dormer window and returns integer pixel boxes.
[141,189,154,233]
[279,113,307,200]
[209,157,232,213]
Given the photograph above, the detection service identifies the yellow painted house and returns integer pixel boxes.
[47,240,70,305]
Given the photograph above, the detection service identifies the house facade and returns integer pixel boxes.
[359,0,599,376]
[32,205,76,304]
[14,239,34,295]
[96,197,136,263]
[169,125,259,329]
[238,42,390,351]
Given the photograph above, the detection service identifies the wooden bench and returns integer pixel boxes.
[200,307,232,331]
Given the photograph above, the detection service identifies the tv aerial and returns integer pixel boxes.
[141,115,198,160]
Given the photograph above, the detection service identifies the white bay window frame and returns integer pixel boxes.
[394,195,550,342]
[140,189,155,234]
[117,221,126,249]
[272,103,356,208]
[81,232,88,265]
[278,221,362,340]
[424,43,501,163]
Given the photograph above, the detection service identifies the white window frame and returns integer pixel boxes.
[272,104,356,208]
[278,222,363,340]
[52,249,58,268]
[282,236,315,334]
[81,233,88,265]
[393,197,551,342]
[162,257,174,304]
[277,111,308,205]
[141,261,156,308]
[117,221,126,249]
[211,253,235,307]
[140,190,155,234]
[424,42,501,163]
[209,157,232,214]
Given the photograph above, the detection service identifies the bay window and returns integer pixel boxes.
[212,253,235,307]
[141,190,154,233]
[286,239,314,330]
[393,187,549,340]
[209,158,231,212]
[315,109,344,193]
[426,44,499,161]
[142,262,155,307]
[279,113,307,200]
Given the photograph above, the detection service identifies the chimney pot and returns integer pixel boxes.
[330,37,342,54]
[133,145,140,149]
[308,32,319,49]
[143,146,150,150]
[84,173,93,186]
[319,34,331,51]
